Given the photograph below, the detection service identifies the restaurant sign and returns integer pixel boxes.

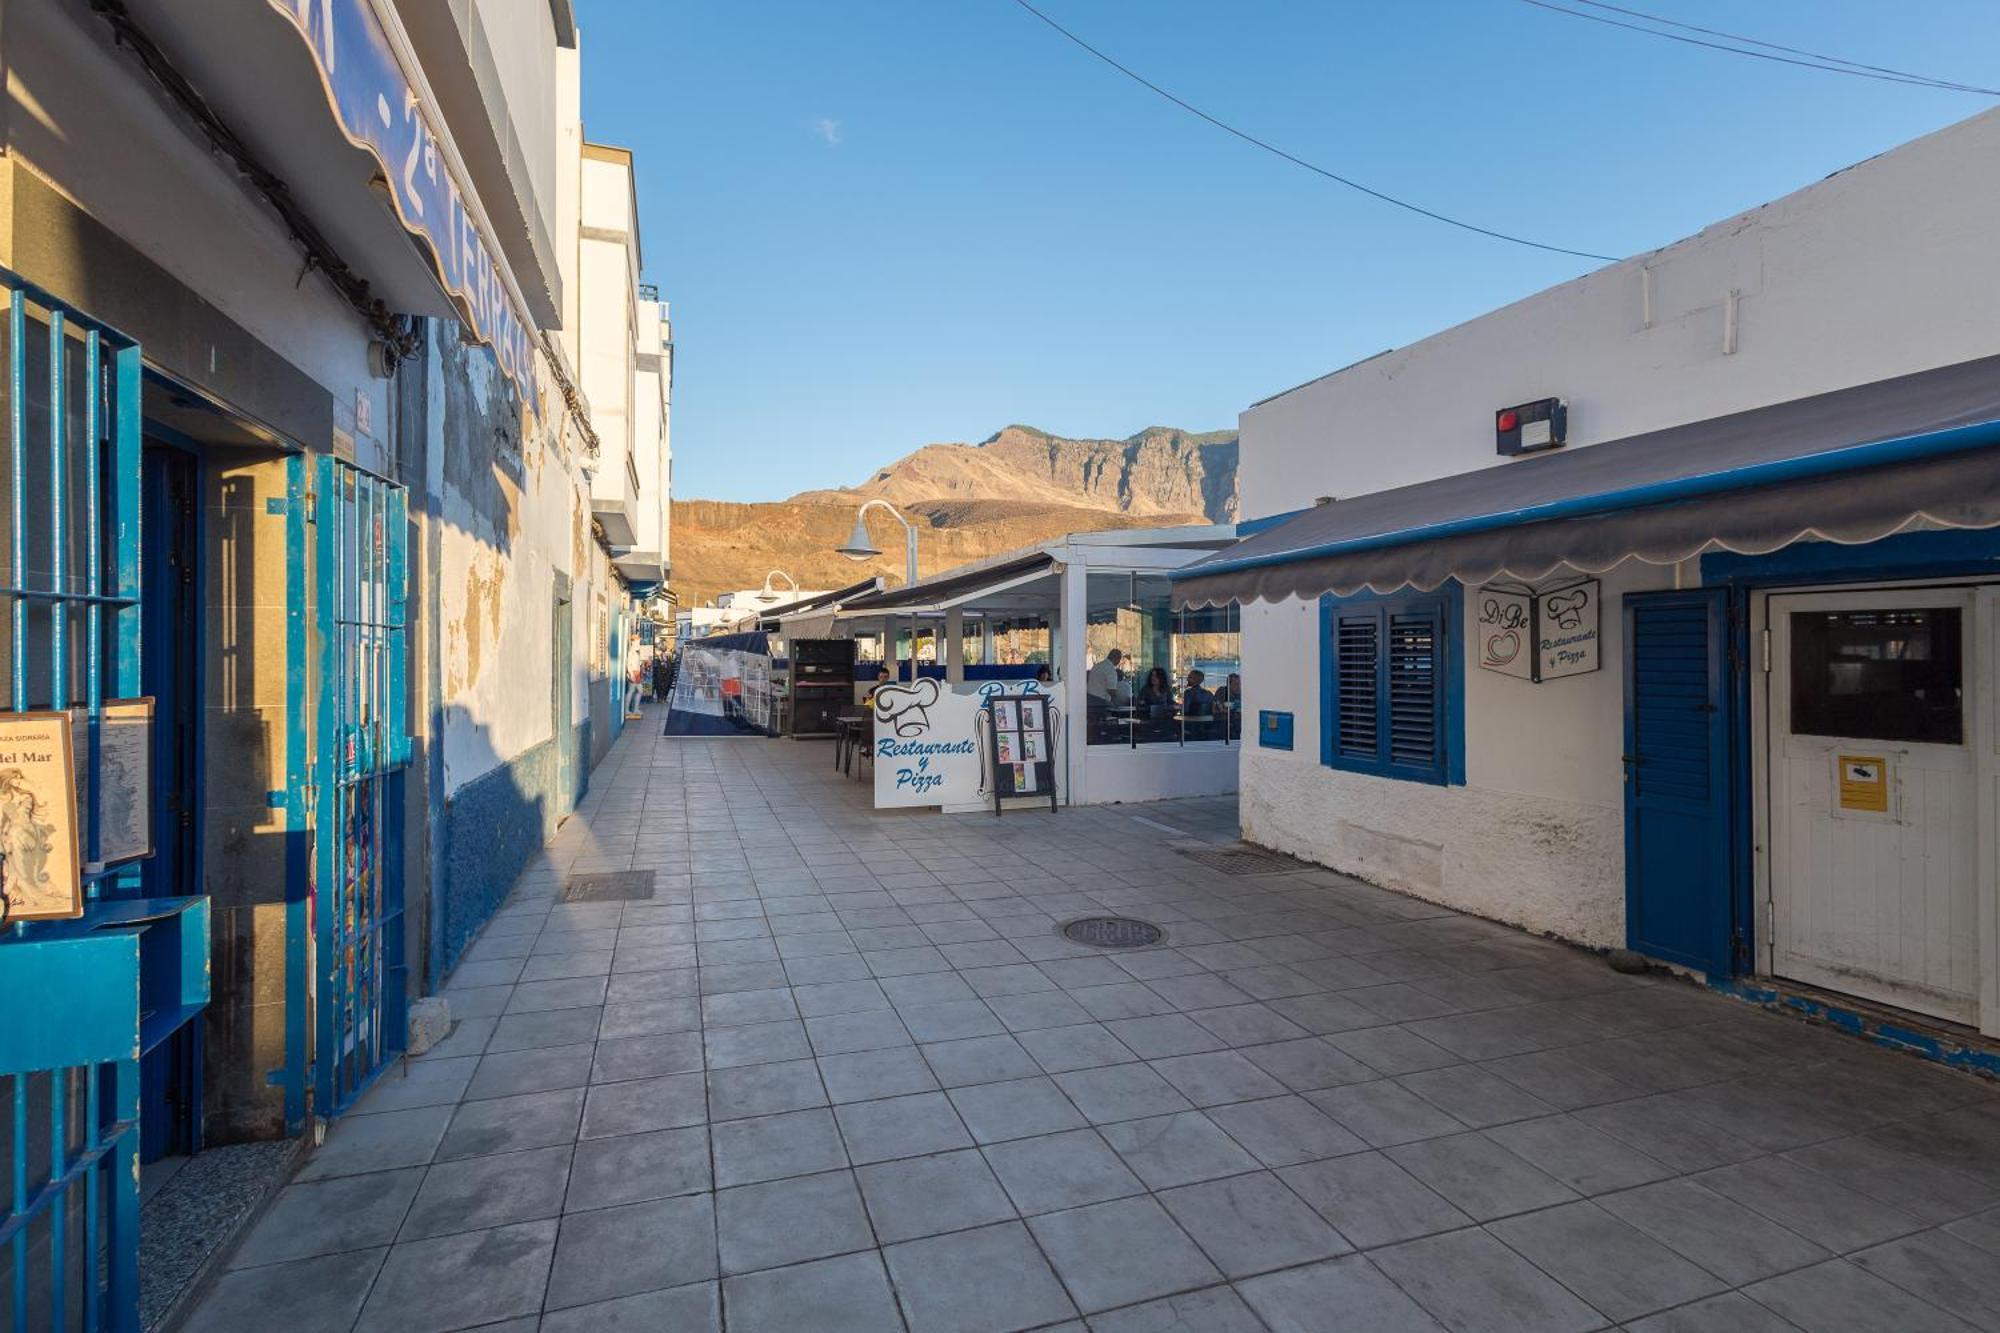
[874,680,1055,811]
[271,0,538,400]
[1477,579,1600,682]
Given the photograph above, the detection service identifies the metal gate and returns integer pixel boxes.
[311,457,409,1118]
[0,270,149,1330]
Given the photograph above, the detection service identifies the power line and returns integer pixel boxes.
[1006,0,1621,264]
[1518,0,2000,97]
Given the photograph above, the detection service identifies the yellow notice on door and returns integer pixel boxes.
[1837,755,1889,813]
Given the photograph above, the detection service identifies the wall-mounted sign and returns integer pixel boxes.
[1476,579,1600,682]
[1836,753,1891,815]
[0,712,83,924]
[874,680,1057,811]
[1496,398,1567,455]
[1536,580,1600,680]
[1476,589,1535,680]
[69,699,155,868]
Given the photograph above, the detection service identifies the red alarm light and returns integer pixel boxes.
[1496,409,1519,433]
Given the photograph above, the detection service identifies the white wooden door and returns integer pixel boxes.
[1769,588,1980,1022]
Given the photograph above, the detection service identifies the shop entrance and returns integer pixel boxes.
[1767,587,1982,1022]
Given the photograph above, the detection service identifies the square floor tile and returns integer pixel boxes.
[1103,1014,1229,1060]
[1745,1258,1979,1333]
[544,1194,717,1310]
[1598,1178,1830,1287]
[229,1169,423,1268]
[1157,1171,1350,1278]
[1308,1080,1468,1147]
[856,1149,1017,1243]
[1028,1196,1222,1314]
[540,1284,720,1333]
[982,1128,1148,1215]
[401,1144,571,1239]
[1489,1199,1728,1322]
[948,1077,1087,1144]
[596,997,700,1040]
[712,1108,851,1187]
[566,1126,711,1210]
[1018,1023,1139,1075]
[922,1034,1044,1089]
[580,1072,706,1139]
[1149,1052,1288,1108]
[298,1106,451,1180]
[1694,1154,1924,1252]
[356,1219,557,1331]
[1241,1037,1380,1093]
[835,1091,973,1164]
[704,1019,811,1070]
[1091,1286,1269,1333]
[1384,1131,1578,1221]
[724,1252,902,1333]
[1278,1151,1473,1250]
[1238,1255,1450,1333]
[186,1249,385,1333]
[818,1046,939,1104]
[884,1221,1078,1332]
[465,1045,594,1101]
[1099,1111,1262,1190]
[1368,1227,1602,1333]
[437,1088,584,1161]
[717,1169,874,1274]
[1484,1113,1676,1196]
[706,1059,828,1121]
[1206,1094,1368,1167]
[807,1009,916,1055]
[1055,1063,1194,1124]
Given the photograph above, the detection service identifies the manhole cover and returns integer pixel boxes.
[1062,916,1165,949]
[1173,845,1300,876]
[560,870,657,903]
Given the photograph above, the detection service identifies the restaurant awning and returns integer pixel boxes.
[834,552,1059,619]
[1174,356,2000,608]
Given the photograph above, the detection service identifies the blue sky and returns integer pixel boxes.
[576,0,1998,501]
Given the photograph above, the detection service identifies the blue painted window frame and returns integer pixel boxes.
[1318,584,1465,786]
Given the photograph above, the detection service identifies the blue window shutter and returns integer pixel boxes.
[1335,611,1380,759]
[1321,587,1460,785]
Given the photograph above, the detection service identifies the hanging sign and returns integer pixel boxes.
[0,712,83,924]
[1536,580,1600,680]
[1476,589,1534,680]
[1477,580,1600,682]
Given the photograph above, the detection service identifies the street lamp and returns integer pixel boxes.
[837,498,919,588]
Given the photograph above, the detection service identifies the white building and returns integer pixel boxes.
[1180,109,2000,1051]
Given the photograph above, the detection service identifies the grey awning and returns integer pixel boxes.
[835,553,1057,616]
[1175,356,2000,608]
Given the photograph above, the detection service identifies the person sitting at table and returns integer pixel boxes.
[863,665,891,708]
[1213,672,1242,737]
[1137,666,1174,719]
[1035,665,1053,684]
[1181,669,1215,720]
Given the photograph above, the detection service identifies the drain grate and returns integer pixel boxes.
[560,870,657,903]
[1062,916,1165,949]
[1173,845,1300,876]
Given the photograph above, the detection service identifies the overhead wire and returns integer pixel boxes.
[1517,0,2000,97]
[1006,0,1621,264]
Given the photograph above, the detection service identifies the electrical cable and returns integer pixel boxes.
[1518,0,2000,97]
[1007,0,1621,263]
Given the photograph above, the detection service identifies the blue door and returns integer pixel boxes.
[1623,588,1736,975]
[312,458,409,1116]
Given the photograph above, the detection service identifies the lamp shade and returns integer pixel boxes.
[835,514,881,561]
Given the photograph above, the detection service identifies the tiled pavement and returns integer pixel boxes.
[187,718,2000,1332]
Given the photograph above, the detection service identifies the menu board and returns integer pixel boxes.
[984,693,1058,815]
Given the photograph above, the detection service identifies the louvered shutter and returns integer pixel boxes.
[1387,612,1440,768]
[1335,612,1379,758]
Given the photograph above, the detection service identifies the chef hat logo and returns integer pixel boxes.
[873,678,941,737]
[1544,590,1589,631]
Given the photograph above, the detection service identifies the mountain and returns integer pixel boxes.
[669,497,1201,610]
[791,425,1240,524]
[670,425,1238,609]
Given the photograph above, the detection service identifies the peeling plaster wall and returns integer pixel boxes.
[1238,562,1673,949]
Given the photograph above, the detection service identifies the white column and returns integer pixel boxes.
[1060,561,1087,805]
[944,607,965,684]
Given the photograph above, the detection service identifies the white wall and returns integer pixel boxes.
[1238,562,1674,946]
[1239,109,2000,520]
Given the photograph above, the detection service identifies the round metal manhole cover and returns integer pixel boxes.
[1062,916,1165,949]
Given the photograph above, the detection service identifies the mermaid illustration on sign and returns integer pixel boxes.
[0,766,58,926]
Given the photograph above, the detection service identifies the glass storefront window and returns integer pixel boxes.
[1086,572,1240,746]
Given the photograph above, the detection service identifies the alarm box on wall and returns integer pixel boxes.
[1496,398,1567,455]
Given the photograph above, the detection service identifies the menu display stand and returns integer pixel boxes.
[984,693,1059,817]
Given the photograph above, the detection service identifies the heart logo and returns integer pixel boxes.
[1484,630,1521,666]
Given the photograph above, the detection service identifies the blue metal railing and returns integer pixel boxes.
[0,267,148,1331]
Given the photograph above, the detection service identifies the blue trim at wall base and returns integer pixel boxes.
[1709,977,2000,1080]
[437,736,563,980]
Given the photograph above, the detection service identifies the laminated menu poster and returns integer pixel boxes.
[0,711,83,923]
[981,690,1059,815]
